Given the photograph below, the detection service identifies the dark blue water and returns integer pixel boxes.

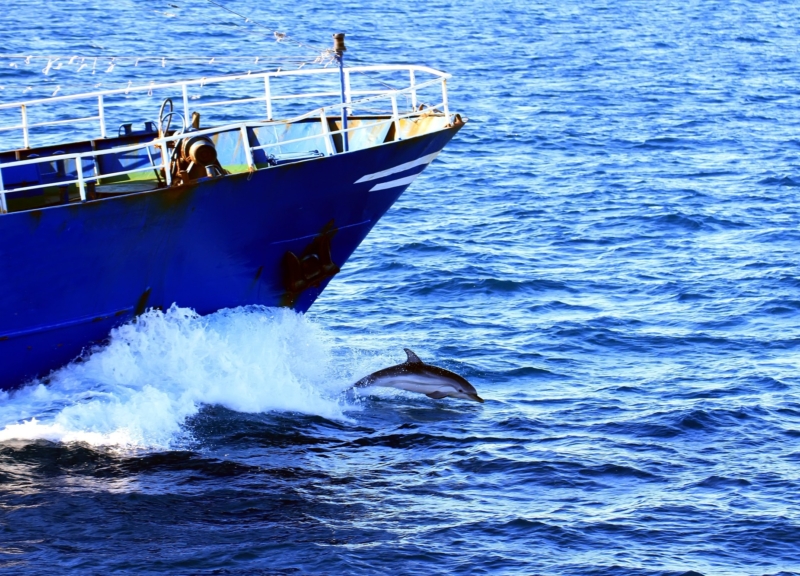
[2,1,800,574]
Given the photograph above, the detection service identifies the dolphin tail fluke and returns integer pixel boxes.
[404,348,423,364]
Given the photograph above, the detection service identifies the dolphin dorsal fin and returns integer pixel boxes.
[404,348,423,365]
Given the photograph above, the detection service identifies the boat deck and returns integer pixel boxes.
[0,65,455,214]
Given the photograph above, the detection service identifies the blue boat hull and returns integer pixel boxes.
[0,124,463,390]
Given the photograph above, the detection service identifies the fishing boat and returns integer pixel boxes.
[0,36,465,390]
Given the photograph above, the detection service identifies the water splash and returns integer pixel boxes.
[0,305,351,449]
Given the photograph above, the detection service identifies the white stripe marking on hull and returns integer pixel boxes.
[355,151,441,184]
[369,173,421,192]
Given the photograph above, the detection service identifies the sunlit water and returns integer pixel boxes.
[1,1,800,574]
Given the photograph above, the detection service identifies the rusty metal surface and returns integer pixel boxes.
[396,114,449,140]
[332,118,392,151]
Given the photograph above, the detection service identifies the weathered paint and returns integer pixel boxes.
[280,219,340,307]
[332,119,392,152]
[397,114,451,140]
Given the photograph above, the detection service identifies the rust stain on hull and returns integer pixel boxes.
[279,220,340,308]
[134,287,152,317]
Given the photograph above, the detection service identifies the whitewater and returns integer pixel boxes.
[0,306,359,447]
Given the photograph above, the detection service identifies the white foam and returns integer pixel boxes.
[0,305,354,450]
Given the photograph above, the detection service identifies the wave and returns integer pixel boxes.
[758,176,800,187]
[0,306,352,450]
[407,276,577,296]
[643,212,749,231]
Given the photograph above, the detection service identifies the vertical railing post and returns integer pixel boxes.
[240,125,255,172]
[98,94,106,138]
[21,104,29,148]
[410,69,417,110]
[333,33,349,152]
[391,93,401,141]
[182,84,190,123]
[76,156,86,202]
[442,78,450,125]
[264,76,273,120]
[320,109,334,156]
[160,137,172,187]
[0,167,7,214]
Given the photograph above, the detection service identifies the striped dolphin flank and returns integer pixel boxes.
[353,348,484,403]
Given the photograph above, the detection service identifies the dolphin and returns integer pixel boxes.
[353,349,484,403]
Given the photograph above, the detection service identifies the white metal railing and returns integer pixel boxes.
[0,65,454,213]
[0,65,450,147]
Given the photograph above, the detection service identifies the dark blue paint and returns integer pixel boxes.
[0,125,462,388]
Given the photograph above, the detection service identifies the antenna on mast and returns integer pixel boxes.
[333,33,349,153]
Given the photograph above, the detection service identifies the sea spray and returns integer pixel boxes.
[0,305,351,449]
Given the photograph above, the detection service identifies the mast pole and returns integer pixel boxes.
[333,33,349,153]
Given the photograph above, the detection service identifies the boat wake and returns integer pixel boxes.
[0,306,353,449]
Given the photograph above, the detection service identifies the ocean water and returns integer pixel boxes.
[1,1,800,574]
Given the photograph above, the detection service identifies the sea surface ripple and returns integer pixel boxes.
[1,1,800,574]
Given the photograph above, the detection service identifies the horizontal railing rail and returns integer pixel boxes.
[0,65,451,148]
[0,65,453,213]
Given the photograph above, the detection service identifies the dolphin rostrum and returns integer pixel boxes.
[353,349,484,403]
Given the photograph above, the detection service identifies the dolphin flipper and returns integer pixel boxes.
[425,391,448,399]
[404,349,423,364]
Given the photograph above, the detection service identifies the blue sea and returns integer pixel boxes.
[1,1,800,574]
